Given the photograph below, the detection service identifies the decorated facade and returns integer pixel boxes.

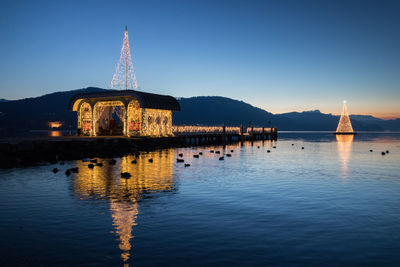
[69,90,180,137]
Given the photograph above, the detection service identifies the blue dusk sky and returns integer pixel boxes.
[0,0,399,118]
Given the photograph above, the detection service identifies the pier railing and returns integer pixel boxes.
[172,126,239,135]
[172,125,276,136]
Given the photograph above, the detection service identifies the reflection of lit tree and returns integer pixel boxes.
[336,134,353,178]
[110,200,138,264]
[72,150,174,266]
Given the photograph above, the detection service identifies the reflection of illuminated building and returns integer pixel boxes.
[72,150,174,265]
[336,134,353,178]
[50,130,62,137]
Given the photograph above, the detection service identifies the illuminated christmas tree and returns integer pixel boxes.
[336,100,354,133]
[110,26,138,90]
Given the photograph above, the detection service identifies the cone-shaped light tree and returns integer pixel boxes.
[110,26,139,90]
[336,100,354,133]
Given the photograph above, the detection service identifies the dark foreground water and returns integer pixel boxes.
[1,133,399,266]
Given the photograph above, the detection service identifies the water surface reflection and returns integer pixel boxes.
[336,134,354,178]
[72,150,174,266]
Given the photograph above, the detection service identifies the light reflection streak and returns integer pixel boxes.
[336,134,354,178]
[72,150,174,266]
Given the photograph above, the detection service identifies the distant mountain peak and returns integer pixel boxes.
[303,109,321,114]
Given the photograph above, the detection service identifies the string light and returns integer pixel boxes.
[336,101,354,133]
[172,126,272,135]
[110,26,138,90]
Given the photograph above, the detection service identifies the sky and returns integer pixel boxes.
[0,0,399,119]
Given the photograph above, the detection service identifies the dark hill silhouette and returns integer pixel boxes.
[0,87,399,136]
[0,87,107,135]
[173,96,276,126]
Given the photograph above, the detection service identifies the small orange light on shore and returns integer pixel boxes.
[48,121,63,129]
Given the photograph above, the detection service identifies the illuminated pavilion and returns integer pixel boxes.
[69,90,180,137]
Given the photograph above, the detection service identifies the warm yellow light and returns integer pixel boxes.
[48,121,63,128]
[172,126,272,135]
[336,101,354,133]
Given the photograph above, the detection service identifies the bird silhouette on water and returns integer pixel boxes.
[121,172,131,179]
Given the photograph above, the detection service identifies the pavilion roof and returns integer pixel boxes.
[69,89,180,111]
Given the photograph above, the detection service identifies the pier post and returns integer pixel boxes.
[222,124,226,144]
[240,125,244,142]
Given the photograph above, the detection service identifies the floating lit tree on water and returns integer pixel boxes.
[335,100,356,135]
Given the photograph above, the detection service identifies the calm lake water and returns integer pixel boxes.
[1,133,400,266]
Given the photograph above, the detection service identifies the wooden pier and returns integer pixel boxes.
[0,125,277,168]
[173,125,278,145]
